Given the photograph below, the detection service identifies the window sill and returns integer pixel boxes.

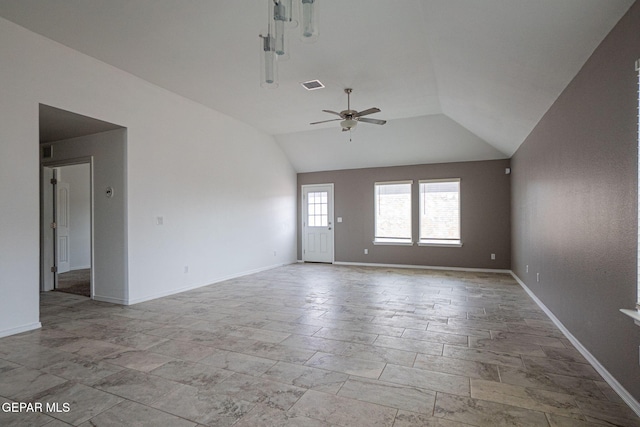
[373,239,414,246]
[620,309,640,327]
[418,240,463,248]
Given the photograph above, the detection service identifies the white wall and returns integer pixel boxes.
[58,164,91,270]
[0,17,297,336]
[46,131,127,304]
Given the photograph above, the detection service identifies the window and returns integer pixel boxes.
[637,58,640,308]
[307,191,328,227]
[374,181,412,244]
[622,59,640,323]
[419,179,461,246]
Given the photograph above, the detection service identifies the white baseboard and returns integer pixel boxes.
[126,262,291,306]
[0,322,42,338]
[333,261,511,274]
[511,272,640,417]
[125,281,219,306]
[92,294,127,305]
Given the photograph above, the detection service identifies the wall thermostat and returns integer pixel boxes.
[105,187,114,198]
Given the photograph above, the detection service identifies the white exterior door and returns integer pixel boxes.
[56,182,71,274]
[302,184,334,263]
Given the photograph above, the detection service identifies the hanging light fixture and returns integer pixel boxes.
[260,0,318,88]
[300,0,318,42]
[273,1,288,58]
[259,28,278,88]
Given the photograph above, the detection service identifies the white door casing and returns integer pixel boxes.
[302,184,334,263]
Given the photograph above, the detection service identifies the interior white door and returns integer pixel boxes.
[42,167,55,291]
[302,184,334,263]
[56,181,71,274]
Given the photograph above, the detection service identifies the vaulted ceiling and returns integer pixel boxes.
[0,0,633,172]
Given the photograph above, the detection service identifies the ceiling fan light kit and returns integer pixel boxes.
[260,0,318,88]
[341,118,357,130]
[311,88,387,136]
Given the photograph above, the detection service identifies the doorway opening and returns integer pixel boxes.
[39,104,125,302]
[43,163,92,297]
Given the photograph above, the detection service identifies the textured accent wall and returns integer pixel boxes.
[511,1,640,401]
[298,159,511,269]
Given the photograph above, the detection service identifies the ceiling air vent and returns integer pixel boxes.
[301,80,325,91]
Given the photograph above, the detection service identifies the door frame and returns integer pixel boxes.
[41,157,94,297]
[301,183,335,263]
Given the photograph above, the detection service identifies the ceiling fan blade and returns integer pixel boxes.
[354,107,381,118]
[322,110,344,118]
[358,117,387,125]
[310,118,342,125]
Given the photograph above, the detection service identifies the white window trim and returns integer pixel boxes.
[620,309,640,327]
[373,239,414,246]
[375,180,414,186]
[622,58,640,326]
[418,178,461,247]
[373,180,413,245]
[418,240,463,248]
[637,58,640,310]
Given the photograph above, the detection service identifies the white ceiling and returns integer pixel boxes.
[0,0,633,172]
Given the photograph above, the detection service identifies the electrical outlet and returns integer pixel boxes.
[491,253,496,260]
[364,249,368,255]
[526,265,529,273]
[184,266,189,274]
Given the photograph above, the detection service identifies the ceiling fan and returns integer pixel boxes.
[310,88,387,132]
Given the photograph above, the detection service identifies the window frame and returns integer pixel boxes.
[417,178,462,247]
[636,58,640,309]
[621,58,640,324]
[373,180,414,246]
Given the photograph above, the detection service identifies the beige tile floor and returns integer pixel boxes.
[1,264,639,426]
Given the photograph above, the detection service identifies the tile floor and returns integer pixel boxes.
[1,264,639,426]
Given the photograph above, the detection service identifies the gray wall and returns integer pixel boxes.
[511,1,640,400]
[298,159,511,269]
